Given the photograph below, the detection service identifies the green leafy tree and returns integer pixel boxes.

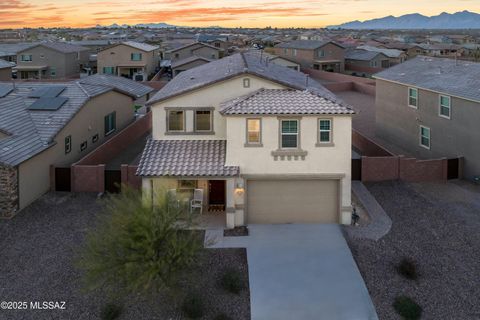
[77,187,202,297]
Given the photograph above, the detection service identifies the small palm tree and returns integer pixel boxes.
[77,187,202,297]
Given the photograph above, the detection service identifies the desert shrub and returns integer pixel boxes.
[182,291,204,319]
[393,296,422,320]
[100,303,123,320]
[220,268,244,294]
[397,258,418,280]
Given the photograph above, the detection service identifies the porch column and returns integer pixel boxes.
[225,178,235,229]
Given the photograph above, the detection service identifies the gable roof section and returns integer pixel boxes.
[136,139,239,177]
[171,55,212,69]
[357,45,404,58]
[167,41,222,53]
[220,88,354,115]
[121,41,159,52]
[78,74,154,99]
[0,59,14,69]
[345,49,385,61]
[374,56,480,103]
[276,40,344,50]
[147,51,347,107]
[18,42,89,54]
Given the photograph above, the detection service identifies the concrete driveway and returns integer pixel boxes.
[208,224,378,320]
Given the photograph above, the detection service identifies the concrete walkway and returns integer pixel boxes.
[345,181,392,241]
[207,224,378,320]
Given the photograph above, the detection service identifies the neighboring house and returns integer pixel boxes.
[345,49,390,69]
[15,42,89,80]
[137,51,354,228]
[374,56,480,180]
[274,40,345,72]
[357,45,407,66]
[167,42,224,61]
[0,59,14,80]
[69,40,113,74]
[0,42,39,63]
[97,41,160,81]
[262,52,301,71]
[196,34,231,51]
[171,56,212,77]
[416,43,460,58]
[0,76,153,217]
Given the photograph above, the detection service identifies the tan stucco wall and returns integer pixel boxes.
[0,67,11,80]
[97,44,159,76]
[225,115,352,223]
[17,91,135,209]
[170,43,219,61]
[16,45,86,79]
[151,75,286,140]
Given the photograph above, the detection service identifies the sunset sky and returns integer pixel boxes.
[2,0,480,29]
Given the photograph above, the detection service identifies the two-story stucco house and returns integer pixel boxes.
[0,75,153,218]
[167,42,224,62]
[97,41,160,81]
[15,42,89,80]
[274,40,345,72]
[136,52,354,228]
[374,56,480,180]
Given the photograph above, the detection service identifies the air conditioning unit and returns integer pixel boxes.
[133,72,146,82]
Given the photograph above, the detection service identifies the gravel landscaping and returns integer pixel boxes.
[0,192,250,320]
[345,181,480,320]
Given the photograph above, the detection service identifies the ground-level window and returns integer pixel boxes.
[280,119,299,149]
[104,112,116,136]
[168,110,184,132]
[439,95,451,119]
[318,119,332,144]
[65,135,72,154]
[103,67,115,75]
[246,118,261,145]
[195,110,212,132]
[408,87,418,108]
[50,67,56,77]
[420,126,430,149]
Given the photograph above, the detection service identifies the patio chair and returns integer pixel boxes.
[190,189,204,215]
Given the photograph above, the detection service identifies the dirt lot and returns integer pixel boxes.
[0,192,250,320]
[346,181,480,320]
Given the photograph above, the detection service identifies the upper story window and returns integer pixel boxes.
[318,50,325,58]
[317,119,332,145]
[131,53,142,61]
[292,49,297,56]
[194,110,212,132]
[103,67,115,75]
[420,125,430,149]
[408,87,418,108]
[104,112,116,136]
[369,60,377,67]
[246,118,261,146]
[283,48,288,55]
[168,110,184,132]
[439,95,451,119]
[65,135,72,154]
[243,78,250,88]
[20,54,32,62]
[280,119,299,149]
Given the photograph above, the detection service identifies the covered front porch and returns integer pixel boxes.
[15,65,47,79]
[137,139,244,228]
[118,65,146,80]
[313,60,342,72]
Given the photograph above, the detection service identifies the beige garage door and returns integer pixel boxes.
[247,179,338,224]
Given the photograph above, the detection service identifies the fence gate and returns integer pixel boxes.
[447,158,459,180]
[55,167,71,192]
[105,170,121,193]
[352,159,362,181]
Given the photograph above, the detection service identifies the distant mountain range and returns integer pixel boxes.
[329,11,480,29]
[96,22,178,29]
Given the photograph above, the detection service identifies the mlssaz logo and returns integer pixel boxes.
[30,301,66,310]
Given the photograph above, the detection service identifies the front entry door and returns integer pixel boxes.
[208,180,226,211]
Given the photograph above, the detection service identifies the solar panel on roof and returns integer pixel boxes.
[28,86,66,98]
[0,84,13,98]
[28,97,68,111]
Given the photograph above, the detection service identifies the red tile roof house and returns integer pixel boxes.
[136,51,355,228]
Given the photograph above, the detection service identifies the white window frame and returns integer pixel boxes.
[292,49,297,57]
[317,118,333,145]
[21,54,32,62]
[439,95,451,119]
[280,119,299,149]
[243,78,250,88]
[419,125,431,150]
[408,87,418,109]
